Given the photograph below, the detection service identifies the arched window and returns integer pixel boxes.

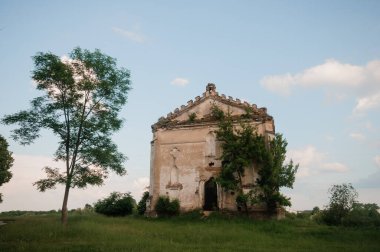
[205,132,216,157]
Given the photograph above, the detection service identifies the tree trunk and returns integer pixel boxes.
[61,182,70,225]
[237,171,248,214]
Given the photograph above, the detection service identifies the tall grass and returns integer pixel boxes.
[1,213,379,251]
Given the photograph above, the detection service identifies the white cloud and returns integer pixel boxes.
[281,183,330,210]
[296,59,365,87]
[287,145,325,178]
[324,92,348,104]
[61,55,99,87]
[0,154,65,211]
[31,79,38,87]
[374,155,380,168]
[287,145,348,178]
[321,162,348,172]
[261,59,380,115]
[349,132,366,141]
[112,27,145,43]
[171,78,189,87]
[363,121,374,131]
[261,59,370,95]
[353,92,380,114]
[260,73,294,96]
[0,153,149,211]
[132,177,149,197]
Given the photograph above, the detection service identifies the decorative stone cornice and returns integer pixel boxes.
[152,83,273,131]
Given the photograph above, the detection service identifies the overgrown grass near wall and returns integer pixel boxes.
[1,213,379,252]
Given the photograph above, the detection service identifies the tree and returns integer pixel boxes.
[2,47,131,224]
[255,134,298,212]
[212,106,298,213]
[311,206,320,215]
[0,135,14,203]
[94,192,135,216]
[137,191,150,215]
[323,183,358,225]
[342,202,380,227]
[83,203,94,212]
[213,109,263,212]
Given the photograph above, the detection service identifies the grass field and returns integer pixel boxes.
[1,212,379,252]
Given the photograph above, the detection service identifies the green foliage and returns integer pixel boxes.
[236,193,249,212]
[322,183,358,225]
[311,206,320,215]
[94,192,135,216]
[211,104,225,120]
[255,134,298,211]
[316,184,380,227]
[0,210,58,217]
[212,105,298,212]
[284,211,297,219]
[83,203,94,212]
[342,203,380,227]
[188,112,197,122]
[212,106,262,192]
[241,106,254,119]
[0,135,13,203]
[296,211,312,219]
[1,47,131,223]
[137,191,150,215]
[329,183,358,212]
[154,196,180,217]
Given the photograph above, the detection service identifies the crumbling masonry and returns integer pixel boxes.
[147,84,275,214]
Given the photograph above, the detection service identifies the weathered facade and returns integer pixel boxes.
[147,84,275,214]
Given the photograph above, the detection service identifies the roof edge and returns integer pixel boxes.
[152,83,272,130]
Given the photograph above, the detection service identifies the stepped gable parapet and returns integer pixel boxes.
[152,83,272,131]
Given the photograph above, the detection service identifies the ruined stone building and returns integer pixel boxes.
[147,84,275,213]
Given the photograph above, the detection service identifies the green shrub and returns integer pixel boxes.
[188,112,197,122]
[311,206,320,215]
[83,203,94,213]
[236,193,249,212]
[319,208,342,225]
[312,210,324,223]
[137,191,150,215]
[296,211,312,219]
[154,196,180,217]
[94,192,135,216]
[342,203,380,227]
[285,211,297,219]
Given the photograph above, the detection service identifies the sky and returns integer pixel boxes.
[0,0,380,212]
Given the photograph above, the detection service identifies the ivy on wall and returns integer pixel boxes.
[211,105,298,213]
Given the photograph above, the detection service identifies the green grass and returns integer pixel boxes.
[1,213,379,251]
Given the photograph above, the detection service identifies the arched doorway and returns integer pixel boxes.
[203,177,218,211]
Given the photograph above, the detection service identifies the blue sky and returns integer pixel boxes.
[1,0,379,211]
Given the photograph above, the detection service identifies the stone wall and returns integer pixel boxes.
[147,84,275,214]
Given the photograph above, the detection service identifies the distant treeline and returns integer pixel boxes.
[0,209,83,217]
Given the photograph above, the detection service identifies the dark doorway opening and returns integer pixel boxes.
[203,177,218,211]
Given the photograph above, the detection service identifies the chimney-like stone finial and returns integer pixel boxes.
[206,83,216,92]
